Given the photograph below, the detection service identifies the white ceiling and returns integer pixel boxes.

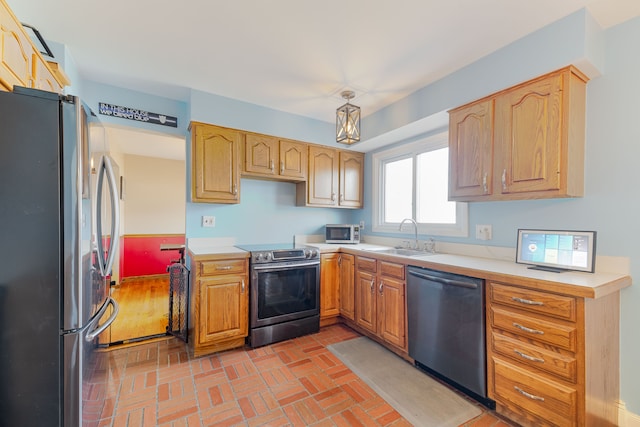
[8,0,640,144]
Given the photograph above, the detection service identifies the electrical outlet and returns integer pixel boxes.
[359,220,365,231]
[202,215,215,227]
[475,224,492,240]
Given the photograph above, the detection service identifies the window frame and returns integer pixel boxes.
[371,131,468,237]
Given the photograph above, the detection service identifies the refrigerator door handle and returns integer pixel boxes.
[85,297,119,342]
[96,155,121,277]
[102,156,120,277]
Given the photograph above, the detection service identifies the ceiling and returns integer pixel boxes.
[9,0,640,132]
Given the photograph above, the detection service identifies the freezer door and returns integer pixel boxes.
[64,297,119,427]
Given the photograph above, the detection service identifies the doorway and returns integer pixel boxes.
[102,124,186,345]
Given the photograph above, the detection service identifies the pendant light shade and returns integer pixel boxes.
[336,90,360,144]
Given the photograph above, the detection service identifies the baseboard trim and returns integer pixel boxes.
[619,401,640,427]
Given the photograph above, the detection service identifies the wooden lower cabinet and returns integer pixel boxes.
[338,253,355,321]
[189,254,249,357]
[487,281,620,426]
[320,252,355,326]
[354,256,407,352]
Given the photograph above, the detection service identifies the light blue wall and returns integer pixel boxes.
[82,81,189,138]
[362,9,604,141]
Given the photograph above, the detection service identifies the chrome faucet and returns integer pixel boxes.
[399,218,418,249]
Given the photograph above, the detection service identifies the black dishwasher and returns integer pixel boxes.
[407,266,493,407]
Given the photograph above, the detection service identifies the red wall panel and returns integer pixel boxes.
[120,234,185,279]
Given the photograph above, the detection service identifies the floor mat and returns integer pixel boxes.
[328,336,482,427]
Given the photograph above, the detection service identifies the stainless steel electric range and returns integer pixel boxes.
[235,243,320,347]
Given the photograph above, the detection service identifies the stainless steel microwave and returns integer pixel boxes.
[325,224,360,244]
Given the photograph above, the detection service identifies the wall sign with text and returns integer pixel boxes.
[98,102,178,128]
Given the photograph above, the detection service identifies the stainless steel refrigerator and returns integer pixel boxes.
[0,87,121,427]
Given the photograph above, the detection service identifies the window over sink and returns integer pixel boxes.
[372,131,468,237]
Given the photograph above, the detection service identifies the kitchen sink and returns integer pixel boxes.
[364,247,433,257]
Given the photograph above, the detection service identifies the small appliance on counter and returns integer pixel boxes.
[325,224,360,244]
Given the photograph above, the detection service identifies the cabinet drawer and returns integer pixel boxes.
[490,306,576,351]
[492,332,577,382]
[357,256,377,272]
[200,259,246,276]
[492,357,577,427]
[490,283,576,321]
[380,261,404,280]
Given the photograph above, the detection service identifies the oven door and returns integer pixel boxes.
[250,260,320,328]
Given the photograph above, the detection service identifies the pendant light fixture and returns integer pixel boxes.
[336,90,360,144]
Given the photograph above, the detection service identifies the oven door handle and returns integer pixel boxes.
[252,260,320,270]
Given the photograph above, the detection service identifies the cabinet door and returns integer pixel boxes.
[192,124,241,203]
[198,275,247,345]
[355,269,377,334]
[379,276,406,350]
[307,146,338,206]
[245,134,278,176]
[339,254,355,321]
[495,74,563,194]
[0,3,33,91]
[32,54,62,93]
[449,99,493,199]
[339,151,364,207]
[279,139,307,179]
[320,253,340,319]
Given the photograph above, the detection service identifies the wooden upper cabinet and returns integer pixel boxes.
[297,145,364,208]
[449,99,493,199]
[191,122,242,204]
[32,54,62,93]
[448,66,587,202]
[279,139,307,179]
[244,134,307,180]
[0,1,33,91]
[339,151,364,208]
[495,72,568,195]
[244,134,278,176]
[306,145,339,206]
[1,0,66,93]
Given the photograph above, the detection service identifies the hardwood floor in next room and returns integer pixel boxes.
[86,324,515,427]
[108,276,170,344]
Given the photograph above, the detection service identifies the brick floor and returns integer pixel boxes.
[86,324,515,426]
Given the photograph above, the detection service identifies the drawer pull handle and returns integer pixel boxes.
[513,322,544,335]
[512,296,543,306]
[241,280,245,293]
[216,266,232,270]
[514,349,545,363]
[514,386,545,402]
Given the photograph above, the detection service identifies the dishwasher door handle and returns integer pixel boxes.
[408,270,478,289]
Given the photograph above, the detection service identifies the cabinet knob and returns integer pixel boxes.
[280,161,284,174]
[331,193,336,202]
[241,279,245,293]
[233,184,238,195]
[270,159,274,171]
[370,279,375,292]
[482,173,488,194]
